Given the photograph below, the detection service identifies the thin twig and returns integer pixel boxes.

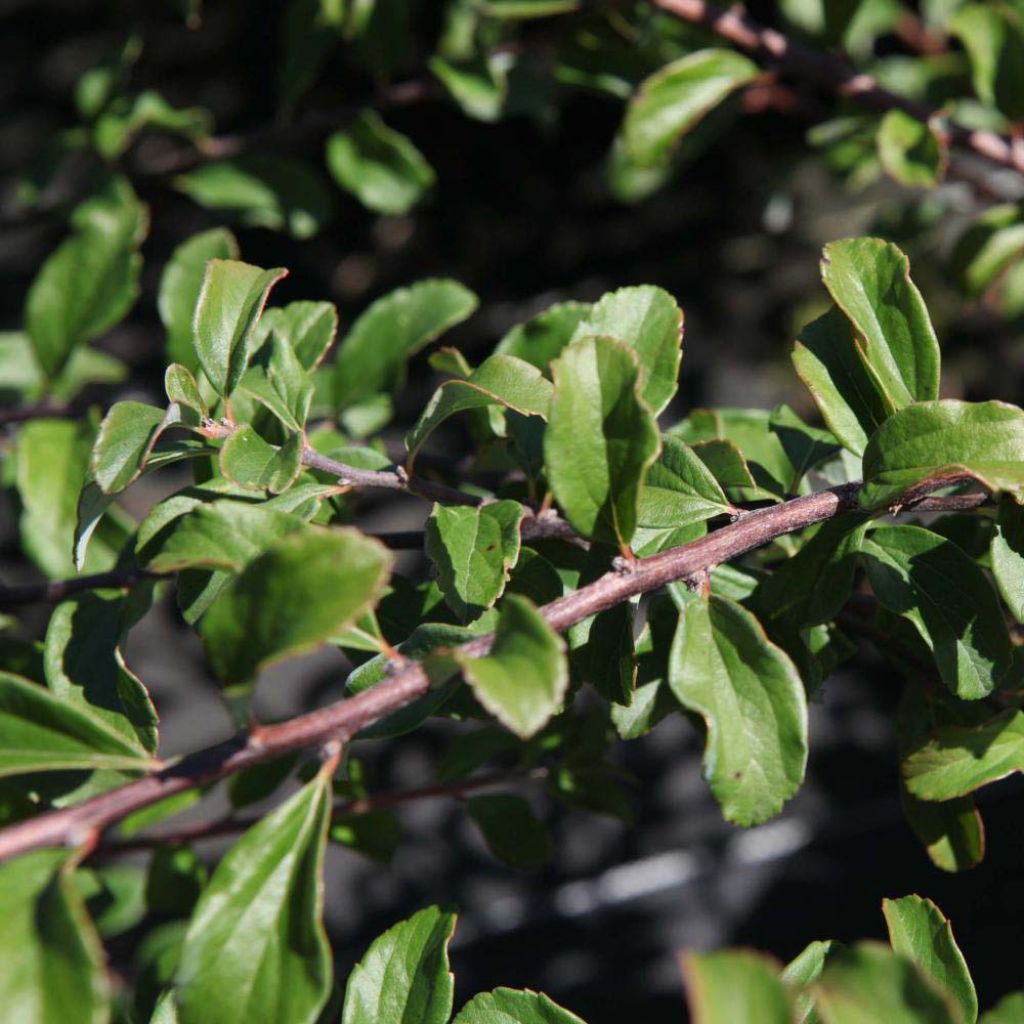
[653,0,1024,177]
[96,767,543,854]
[0,479,895,862]
[0,568,151,612]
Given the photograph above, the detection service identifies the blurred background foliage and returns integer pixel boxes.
[4,1,1024,1021]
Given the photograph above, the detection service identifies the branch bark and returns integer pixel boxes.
[0,481,985,861]
[653,0,1024,177]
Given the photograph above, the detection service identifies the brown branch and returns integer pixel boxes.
[0,481,991,861]
[97,767,543,854]
[0,568,151,612]
[0,401,76,428]
[653,0,1024,177]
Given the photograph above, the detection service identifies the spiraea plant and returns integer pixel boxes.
[9,1,1024,1022]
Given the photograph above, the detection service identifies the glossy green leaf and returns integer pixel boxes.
[877,109,946,188]
[193,258,288,398]
[165,364,208,418]
[0,849,110,1024]
[241,335,315,432]
[201,527,391,683]
[174,154,335,239]
[861,525,1013,699]
[637,436,732,528]
[903,708,1024,801]
[430,55,507,122]
[861,400,1024,509]
[813,942,963,1023]
[334,279,479,409]
[406,354,552,469]
[0,670,154,777]
[25,194,144,379]
[467,793,553,869]
[425,501,525,622]
[991,497,1024,621]
[252,300,338,371]
[326,110,435,215]
[882,895,977,1024]
[623,49,759,168]
[792,305,892,457]
[150,990,180,1024]
[175,771,333,1024]
[44,593,158,753]
[900,788,986,874]
[452,988,587,1024]
[981,993,1024,1024]
[544,335,660,548]
[456,594,568,739]
[821,237,940,408]
[341,905,456,1024]
[218,426,304,493]
[572,285,683,415]
[158,227,239,369]
[668,594,808,826]
[495,301,591,373]
[951,3,1024,120]
[91,401,169,494]
[16,419,106,578]
[681,949,792,1024]
[143,500,307,573]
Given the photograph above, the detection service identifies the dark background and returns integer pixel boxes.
[2,1,1024,1019]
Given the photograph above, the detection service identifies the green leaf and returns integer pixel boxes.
[174,154,335,239]
[25,195,144,379]
[241,335,315,432]
[467,793,553,869]
[452,988,587,1024]
[430,55,507,122]
[326,110,435,215]
[425,501,525,622]
[544,335,660,548]
[861,525,1013,699]
[861,400,1024,509]
[193,258,288,398]
[455,594,568,739]
[951,204,1024,299]
[334,279,478,409]
[668,594,808,826]
[480,0,580,17]
[821,237,940,409]
[991,497,1024,621]
[0,670,154,777]
[407,354,552,469]
[900,788,986,873]
[623,49,759,168]
[813,941,963,1023]
[44,594,158,753]
[951,3,1024,121]
[637,436,732,528]
[495,301,591,373]
[877,109,946,188]
[165,364,208,418]
[903,708,1024,801]
[15,419,110,578]
[981,993,1024,1024]
[143,500,307,573]
[681,949,792,1024]
[175,771,333,1024]
[200,527,391,684]
[158,227,239,370]
[0,850,110,1024]
[253,300,338,371]
[341,905,456,1024]
[218,426,304,493]
[91,400,170,495]
[784,940,842,1024]
[792,305,892,457]
[882,895,977,1024]
[93,90,210,159]
[330,810,401,865]
[572,285,683,415]
[150,990,180,1024]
